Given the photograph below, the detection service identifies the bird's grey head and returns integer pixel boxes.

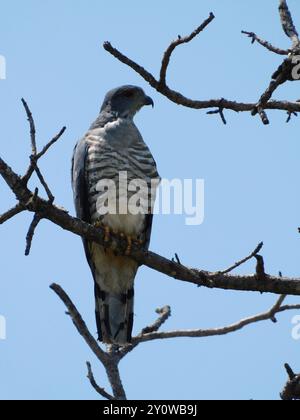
[100,85,154,119]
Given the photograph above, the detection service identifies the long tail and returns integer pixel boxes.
[94,283,134,345]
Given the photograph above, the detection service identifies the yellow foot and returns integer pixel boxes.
[104,226,111,243]
[94,222,111,243]
[125,236,132,256]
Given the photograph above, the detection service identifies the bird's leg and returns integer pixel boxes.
[94,221,111,243]
[125,236,132,256]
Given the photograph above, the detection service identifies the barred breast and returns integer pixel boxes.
[85,118,159,237]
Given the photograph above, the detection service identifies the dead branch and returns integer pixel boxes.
[1,150,300,295]
[86,362,116,400]
[50,283,300,400]
[131,296,300,344]
[103,2,300,125]
[219,242,263,275]
[25,213,43,256]
[0,204,25,225]
[281,363,300,400]
[50,283,127,400]
[241,31,290,55]
[279,0,300,48]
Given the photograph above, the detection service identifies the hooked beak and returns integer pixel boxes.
[144,95,154,108]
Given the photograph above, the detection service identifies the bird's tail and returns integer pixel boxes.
[94,283,134,345]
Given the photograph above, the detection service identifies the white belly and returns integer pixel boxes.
[102,213,145,237]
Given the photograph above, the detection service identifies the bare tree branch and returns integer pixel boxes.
[1,152,300,296]
[131,296,300,345]
[21,98,37,156]
[86,362,116,400]
[25,213,43,256]
[281,363,300,400]
[219,242,263,275]
[141,306,172,335]
[103,8,300,124]
[241,31,290,55]
[279,0,300,48]
[36,127,67,160]
[0,204,25,225]
[50,283,127,400]
[49,283,300,400]
[159,12,215,86]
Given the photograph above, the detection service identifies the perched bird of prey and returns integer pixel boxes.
[72,85,160,345]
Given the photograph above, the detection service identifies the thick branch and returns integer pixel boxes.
[1,156,300,296]
[103,41,300,116]
[103,12,300,121]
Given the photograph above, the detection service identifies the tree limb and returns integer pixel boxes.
[103,7,300,124]
[241,31,290,55]
[50,283,127,400]
[86,362,116,400]
[131,296,300,345]
[0,204,25,225]
[279,0,300,48]
[281,363,300,400]
[1,153,300,296]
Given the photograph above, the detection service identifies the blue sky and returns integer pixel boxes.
[0,0,300,400]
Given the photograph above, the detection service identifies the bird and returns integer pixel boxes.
[72,85,160,345]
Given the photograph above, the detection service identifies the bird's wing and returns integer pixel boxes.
[71,137,96,277]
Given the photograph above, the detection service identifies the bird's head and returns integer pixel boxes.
[100,85,154,119]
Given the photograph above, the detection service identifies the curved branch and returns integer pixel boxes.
[103,10,300,123]
[131,296,300,344]
[241,31,289,55]
[159,12,215,85]
[51,283,127,400]
[86,362,116,400]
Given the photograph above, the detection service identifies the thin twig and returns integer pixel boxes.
[36,127,67,160]
[0,204,24,225]
[207,106,227,125]
[141,306,172,335]
[86,362,116,400]
[220,242,263,275]
[21,98,37,156]
[33,164,54,203]
[159,13,215,85]
[25,213,42,256]
[131,298,300,344]
[241,31,289,55]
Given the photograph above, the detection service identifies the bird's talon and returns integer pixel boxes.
[125,236,132,256]
[104,226,111,243]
